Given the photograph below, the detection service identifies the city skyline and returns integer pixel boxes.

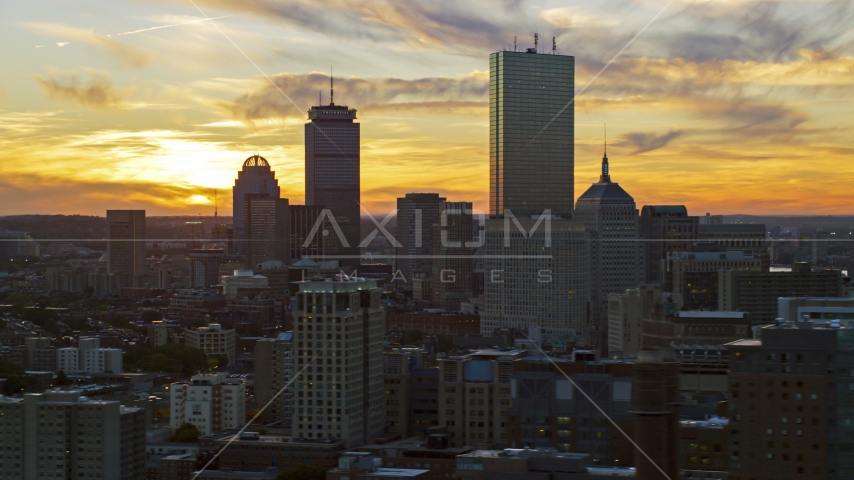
[3,0,854,217]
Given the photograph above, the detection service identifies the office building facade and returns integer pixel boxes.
[432,201,479,312]
[189,249,226,289]
[575,154,642,350]
[291,276,384,447]
[664,251,762,310]
[183,324,236,363]
[480,218,591,339]
[720,263,844,324]
[640,206,699,284]
[395,193,446,283]
[244,194,289,269]
[726,321,854,480]
[289,204,326,262]
[489,49,575,218]
[232,155,281,251]
[305,100,361,260]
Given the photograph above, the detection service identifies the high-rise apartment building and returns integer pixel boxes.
[169,374,246,435]
[576,154,642,350]
[640,206,699,284]
[489,48,575,218]
[232,155,281,252]
[189,248,226,288]
[0,390,145,480]
[289,204,326,262]
[726,321,854,480]
[395,193,446,283]
[305,95,361,260]
[254,332,294,425]
[291,276,384,447]
[106,210,146,287]
[244,193,289,269]
[719,262,844,324]
[56,337,122,374]
[480,218,591,338]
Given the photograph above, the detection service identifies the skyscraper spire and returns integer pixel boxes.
[601,123,610,182]
[330,66,334,106]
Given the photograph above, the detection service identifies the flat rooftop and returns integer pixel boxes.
[678,311,747,319]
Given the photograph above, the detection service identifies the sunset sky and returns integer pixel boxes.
[2,0,853,216]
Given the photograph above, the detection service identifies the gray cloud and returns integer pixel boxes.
[621,130,682,155]
[223,72,489,121]
[35,69,129,109]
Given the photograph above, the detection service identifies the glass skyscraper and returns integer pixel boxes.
[305,103,361,261]
[489,50,575,217]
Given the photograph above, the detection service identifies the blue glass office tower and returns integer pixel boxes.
[489,50,575,217]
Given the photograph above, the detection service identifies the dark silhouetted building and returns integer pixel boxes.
[489,47,575,218]
[396,193,446,283]
[232,154,281,252]
[244,194,289,269]
[305,94,360,261]
[106,210,146,287]
[289,204,326,262]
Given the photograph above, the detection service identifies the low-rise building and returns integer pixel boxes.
[184,324,236,362]
[454,450,636,479]
[388,312,481,336]
[221,270,268,299]
[327,452,429,480]
[198,430,344,472]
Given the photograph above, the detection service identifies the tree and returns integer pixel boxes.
[56,370,71,386]
[276,465,328,480]
[3,293,33,307]
[170,423,200,443]
[0,360,35,395]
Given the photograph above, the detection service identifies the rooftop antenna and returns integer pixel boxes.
[534,33,538,52]
[514,36,517,52]
[330,66,334,106]
[319,90,321,106]
[214,189,218,220]
[552,37,556,54]
[601,123,610,182]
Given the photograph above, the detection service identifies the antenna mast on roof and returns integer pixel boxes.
[214,189,218,220]
[330,66,334,106]
[514,36,517,52]
[552,37,556,54]
[534,33,538,52]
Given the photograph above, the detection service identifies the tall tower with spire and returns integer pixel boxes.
[575,135,642,354]
[305,72,361,263]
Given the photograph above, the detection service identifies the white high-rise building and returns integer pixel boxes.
[575,152,642,350]
[170,374,246,435]
[0,390,145,480]
[292,276,384,447]
[480,217,591,340]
